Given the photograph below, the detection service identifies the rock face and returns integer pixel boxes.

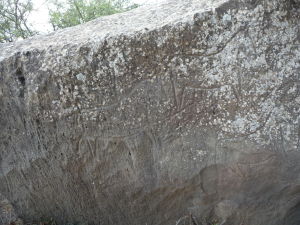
[0,0,300,224]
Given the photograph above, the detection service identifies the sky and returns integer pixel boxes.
[29,0,161,33]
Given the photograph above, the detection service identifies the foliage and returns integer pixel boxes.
[0,0,36,43]
[49,0,138,30]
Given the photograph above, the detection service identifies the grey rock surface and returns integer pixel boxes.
[0,0,300,224]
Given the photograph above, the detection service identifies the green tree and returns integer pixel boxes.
[0,0,36,43]
[49,0,138,30]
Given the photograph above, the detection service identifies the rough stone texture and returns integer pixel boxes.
[0,193,22,225]
[0,0,300,225]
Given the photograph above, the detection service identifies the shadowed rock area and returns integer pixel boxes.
[0,0,300,224]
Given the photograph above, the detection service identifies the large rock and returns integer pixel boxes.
[0,0,300,224]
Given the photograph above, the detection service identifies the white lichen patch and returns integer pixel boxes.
[76,73,86,81]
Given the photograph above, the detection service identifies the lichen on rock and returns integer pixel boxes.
[0,0,300,225]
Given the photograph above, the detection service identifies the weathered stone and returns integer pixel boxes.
[0,194,22,225]
[0,0,300,225]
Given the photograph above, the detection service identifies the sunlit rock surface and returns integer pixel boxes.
[0,0,300,224]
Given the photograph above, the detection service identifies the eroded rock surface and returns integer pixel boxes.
[0,0,300,224]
